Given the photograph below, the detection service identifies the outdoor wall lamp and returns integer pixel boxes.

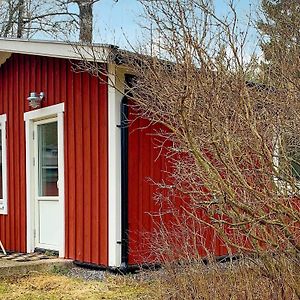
[27,92,44,109]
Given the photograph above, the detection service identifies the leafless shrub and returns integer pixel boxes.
[123,0,299,251]
[141,253,299,300]
[119,0,300,298]
[77,0,299,297]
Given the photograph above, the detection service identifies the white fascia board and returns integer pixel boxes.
[0,38,114,62]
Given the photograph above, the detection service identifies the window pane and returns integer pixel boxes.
[283,134,300,179]
[38,122,58,196]
[288,147,300,179]
[0,128,3,199]
[291,160,300,179]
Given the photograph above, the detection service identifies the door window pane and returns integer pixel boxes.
[38,122,58,196]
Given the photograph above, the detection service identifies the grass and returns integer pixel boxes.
[0,272,148,300]
[143,257,300,300]
[0,255,298,299]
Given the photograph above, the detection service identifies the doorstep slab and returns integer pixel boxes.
[0,257,73,278]
[0,252,55,262]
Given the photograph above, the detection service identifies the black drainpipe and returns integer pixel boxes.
[119,74,135,269]
[120,94,129,269]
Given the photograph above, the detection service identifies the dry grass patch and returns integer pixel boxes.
[143,257,300,300]
[0,273,148,300]
[0,256,298,299]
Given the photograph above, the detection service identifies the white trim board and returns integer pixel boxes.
[24,103,64,121]
[108,64,123,267]
[0,114,8,215]
[24,103,65,257]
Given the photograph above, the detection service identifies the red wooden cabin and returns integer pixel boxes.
[0,38,226,268]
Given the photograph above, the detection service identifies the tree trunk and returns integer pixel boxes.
[2,0,25,38]
[76,0,93,43]
[17,0,25,38]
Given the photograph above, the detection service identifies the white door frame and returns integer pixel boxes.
[24,103,65,257]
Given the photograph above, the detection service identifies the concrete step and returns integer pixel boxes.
[0,257,73,278]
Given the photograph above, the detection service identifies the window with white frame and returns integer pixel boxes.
[285,136,300,180]
[0,114,7,214]
[274,131,300,185]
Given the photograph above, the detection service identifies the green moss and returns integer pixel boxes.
[50,265,70,275]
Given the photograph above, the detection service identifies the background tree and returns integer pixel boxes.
[257,0,300,89]
[74,0,94,43]
[0,0,102,42]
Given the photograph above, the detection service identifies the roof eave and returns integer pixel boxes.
[0,38,117,63]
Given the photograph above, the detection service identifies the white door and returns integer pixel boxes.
[33,118,60,251]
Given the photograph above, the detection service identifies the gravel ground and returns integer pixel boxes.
[67,266,106,281]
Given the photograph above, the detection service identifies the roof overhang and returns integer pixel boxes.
[0,38,118,65]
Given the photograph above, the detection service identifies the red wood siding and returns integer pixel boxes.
[128,117,166,265]
[0,53,108,265]
[127,111,229,265]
